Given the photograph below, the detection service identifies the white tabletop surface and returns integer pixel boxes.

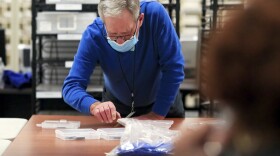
[0,118,28,140]
[0,139,11,155]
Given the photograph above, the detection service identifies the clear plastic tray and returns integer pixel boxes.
[117,118,174,129]
[97,128,125,140]
[184,120,227,130]
[36,119,80,129]
[55,128,100,140]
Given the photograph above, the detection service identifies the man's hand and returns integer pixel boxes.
[134,112,165,120]
[90,101,121,123]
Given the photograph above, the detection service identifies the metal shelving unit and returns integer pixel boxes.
[31,0,181,114]
[160,0,180,37]
[31,0,101,114]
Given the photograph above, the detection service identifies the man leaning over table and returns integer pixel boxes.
[62,0,185,123]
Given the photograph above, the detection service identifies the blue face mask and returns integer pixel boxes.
[105,21,139,52]
[107,34,139,52]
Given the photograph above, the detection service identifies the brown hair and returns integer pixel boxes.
[205,0,280,130]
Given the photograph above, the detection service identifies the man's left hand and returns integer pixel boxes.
[134,112,165,120]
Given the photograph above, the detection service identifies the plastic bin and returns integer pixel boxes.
[36,12,96,34]
[46,0,99,4]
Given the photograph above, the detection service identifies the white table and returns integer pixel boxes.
[0,140,11,155]
[0,118,27,140]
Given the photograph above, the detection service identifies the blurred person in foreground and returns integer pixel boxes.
[174,0,280,155]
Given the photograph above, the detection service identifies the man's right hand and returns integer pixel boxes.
[90,101,121,123]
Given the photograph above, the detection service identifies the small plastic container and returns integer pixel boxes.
[147,120,174,129]
[97,128,125,140]
[55,128,100,140]
[36,119,80,129]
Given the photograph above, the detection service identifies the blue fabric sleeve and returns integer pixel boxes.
[151,4,185,116]
[62,26,100,115]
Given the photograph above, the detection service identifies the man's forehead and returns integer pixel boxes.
[105,21,135,35]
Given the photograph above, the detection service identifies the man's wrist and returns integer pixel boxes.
[90,101,101,115]
[150,112,165,119]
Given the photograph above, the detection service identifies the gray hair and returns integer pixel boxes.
[98,0,140,22]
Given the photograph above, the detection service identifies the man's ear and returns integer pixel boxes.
[138,13,144,27]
